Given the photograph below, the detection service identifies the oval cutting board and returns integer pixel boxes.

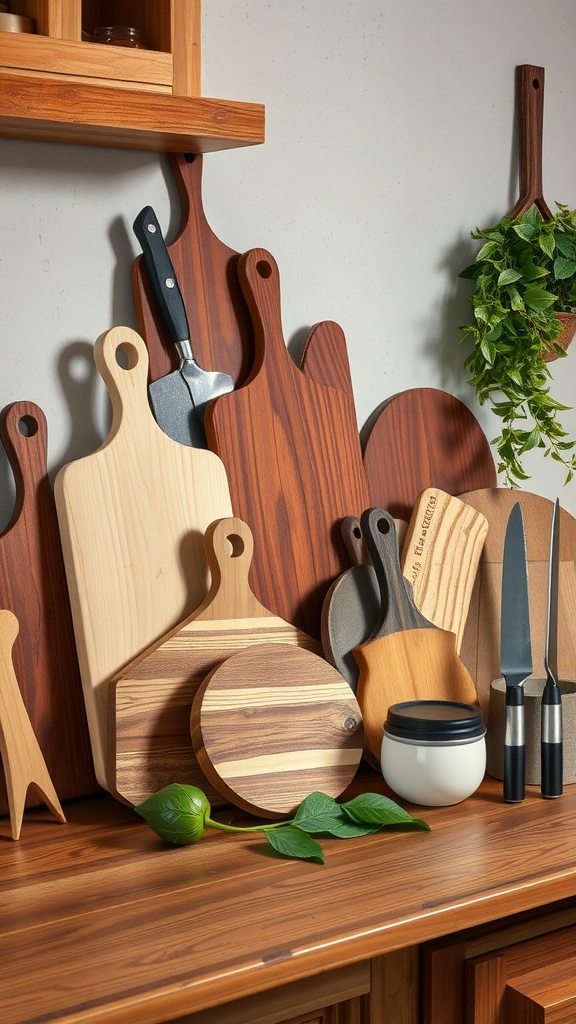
[54,326,233,792]
[191,643,364,818]
[362,389,496,522]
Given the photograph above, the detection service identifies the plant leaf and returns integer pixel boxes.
[265,826,325,863]
[291,791,343,833]
[523,285,557,310]
[554,256,576,281]
[135,783,210,845]
[498,267,522,286]
[341,792,430,830]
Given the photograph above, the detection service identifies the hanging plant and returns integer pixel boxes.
[459,202,576,487]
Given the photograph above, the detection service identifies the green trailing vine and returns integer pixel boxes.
[459,202,576,487]
[135,784,430,864]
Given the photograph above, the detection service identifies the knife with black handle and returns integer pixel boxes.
[501,502,532,803]
[541,498,562,798]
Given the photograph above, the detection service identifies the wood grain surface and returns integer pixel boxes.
[362,389,496,523]
[400,488,488,653]
[0,400,96,810]
[353,508,477,760]
[3,776,576,1024]
[131,151,254,388]
[206,248,370,640]
[0,609,66,840]
[191,642,364,817]
[111,516,321,807]
[54,326,233,792]
[459,489,576,718]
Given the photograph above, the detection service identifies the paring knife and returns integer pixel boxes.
[501,501,532,803]
[133,206,234,449]
[541,498,562,798]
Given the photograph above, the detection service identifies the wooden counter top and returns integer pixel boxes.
[2,773,576,1024]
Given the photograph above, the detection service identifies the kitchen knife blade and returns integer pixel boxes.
[500,501,532,803]
[541,498,562,798]
[133,205,234,448]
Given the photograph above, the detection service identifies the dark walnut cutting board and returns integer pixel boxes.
[0,401,97,812]
[205,248,370,640]
[110,516,321,807]
[131,151,254,388]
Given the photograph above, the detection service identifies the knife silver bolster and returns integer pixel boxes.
[505,705,524,746]
[176,340,194,362]
[542,704,562,744]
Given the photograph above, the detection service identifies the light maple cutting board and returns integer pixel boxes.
[205,248,370,640]
[54,326,233,792]
[110,516,321,807]
[459,489,576,718]
[0,401,97,811]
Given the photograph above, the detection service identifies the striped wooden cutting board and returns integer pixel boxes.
[191,643,364,818]
[110,517,322,806]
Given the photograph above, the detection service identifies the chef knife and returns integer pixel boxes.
[133,205,234,448]
[541,498,562,798]
[501,501,532,803]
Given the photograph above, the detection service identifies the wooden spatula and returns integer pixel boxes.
[111,517,321,806]
[353,508,478,761]
[400,488,488,653]
[191,642,364,818]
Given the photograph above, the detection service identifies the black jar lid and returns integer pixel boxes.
[384,700,485,742]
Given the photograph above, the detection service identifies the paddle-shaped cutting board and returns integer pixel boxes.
[191,642,364,818]
[206,248,370,640]
[459,489,576,718]
[110,516,321,807]
[54,326,233,792]
[132,151,254,389]
[362,389,497,522]
[400,488,488,653]
[0,401,96,812]
[353,507,478,761]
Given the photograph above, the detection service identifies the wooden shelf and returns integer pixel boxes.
[0,0,265,152]
[0,73,265,152]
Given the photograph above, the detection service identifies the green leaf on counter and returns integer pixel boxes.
[265,826,325,863]
[292,791,382,838]
[135,783,210,845]
[341,792,431,831]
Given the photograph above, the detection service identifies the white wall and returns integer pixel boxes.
[1,0,576,527]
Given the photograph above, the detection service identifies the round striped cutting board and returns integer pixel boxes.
[191,643,364,818]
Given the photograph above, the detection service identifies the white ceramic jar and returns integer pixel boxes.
[381,700,486,806]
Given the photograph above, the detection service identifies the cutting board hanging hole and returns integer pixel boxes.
[17,415,38,438]
[114,342,138,371]
[256,260,272,279]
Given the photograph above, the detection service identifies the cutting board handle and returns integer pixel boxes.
[238,249,293,376]
[0,402,48,519]
[192,516,275,622]
[362,507,434,639]
[94,328,154,442]
[508,64,551,221]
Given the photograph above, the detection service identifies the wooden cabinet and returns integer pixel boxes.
[0,0,264,151]
[422,899,576,1024]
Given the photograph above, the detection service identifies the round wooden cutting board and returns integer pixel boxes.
[191,643,364,818]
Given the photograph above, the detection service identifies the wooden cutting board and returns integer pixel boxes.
[110,516,321,807]
[54,326,233,793]
[205,248,370,640]
[353,508,478,761]
[362,389,497,522]
[131,151,254,388]
[191,642,364,818]
[0,401,97,812]
[459,489,576,718]
[400,487,488,653]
